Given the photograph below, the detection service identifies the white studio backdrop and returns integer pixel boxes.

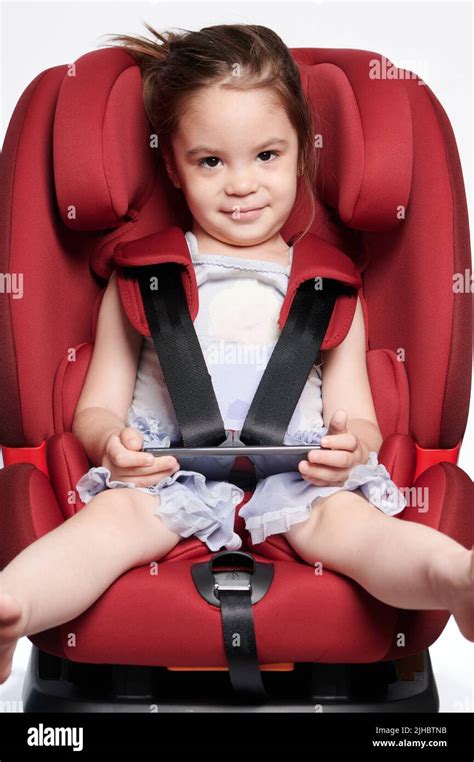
[0,0,472,713]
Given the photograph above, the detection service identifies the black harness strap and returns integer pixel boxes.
[206,551,271,701]
[219,588,267,699]
[239,277,343,445]
[132,264,227,447]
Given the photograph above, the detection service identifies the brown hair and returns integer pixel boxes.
[100,23,318,244]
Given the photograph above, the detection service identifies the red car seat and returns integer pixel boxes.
[0,45,472,712]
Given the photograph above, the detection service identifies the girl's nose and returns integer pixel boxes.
[225,177,258,196]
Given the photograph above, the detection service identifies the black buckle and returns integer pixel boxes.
[212,551,254,600]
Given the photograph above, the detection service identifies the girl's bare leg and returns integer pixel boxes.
[0,489,181,682]
[284,489,474,641]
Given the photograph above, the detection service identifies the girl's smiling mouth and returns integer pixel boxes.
[221,206,267,221]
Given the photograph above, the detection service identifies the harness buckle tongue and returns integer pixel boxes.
[213,571,252,599]
[212,551,255,600]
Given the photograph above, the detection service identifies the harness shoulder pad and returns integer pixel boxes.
[281,233,362,350]
[114,226,198,337]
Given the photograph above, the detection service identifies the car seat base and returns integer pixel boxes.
[22,646,439,712]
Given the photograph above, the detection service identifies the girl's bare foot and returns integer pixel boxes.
[450,547,474,641]
[0,591,29,684]
[431,546,474,642]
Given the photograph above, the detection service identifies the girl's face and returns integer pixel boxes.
[163,84,300,248]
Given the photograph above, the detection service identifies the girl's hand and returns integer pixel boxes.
[102,427,180,488]
[298,409,368,486]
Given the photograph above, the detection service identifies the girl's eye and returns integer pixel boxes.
[197,150,279,169]
[198,156,221,169]
[257,150,278,162]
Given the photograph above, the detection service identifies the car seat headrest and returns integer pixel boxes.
[298,59,413,231]
[53,49,156,231]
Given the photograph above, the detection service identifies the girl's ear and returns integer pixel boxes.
[161,148,181,188]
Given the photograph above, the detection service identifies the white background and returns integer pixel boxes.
[0,0,472,713]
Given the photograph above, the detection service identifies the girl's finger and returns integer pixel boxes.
[307,449,353,468]
[304,477,346,487]
[299,461,350,485]
[114,472,175,488]
[113,456,178,476]
[109,439,156,469]
[320,433,358,451]
[120,427,144,450]
[298,466,346,487]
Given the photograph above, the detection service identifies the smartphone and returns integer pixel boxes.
[143,444,321,461]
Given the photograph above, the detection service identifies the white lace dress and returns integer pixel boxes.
[76,231,406,551]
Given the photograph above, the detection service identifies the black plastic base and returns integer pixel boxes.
[22,646,439,713]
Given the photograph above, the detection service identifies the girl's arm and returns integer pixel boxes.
[321,295,383,456]
[72,270,143,466]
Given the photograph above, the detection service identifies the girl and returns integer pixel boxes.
[0,23,472,685]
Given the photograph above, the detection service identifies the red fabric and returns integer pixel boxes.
[0,65,101,447]
[52,343,94,436]
[0,463,65,569]
[53,50,156,231]
[295,57,412,232]
[359,78,471,449]
[366,348,411,439]
[31,550,398,666]
[115,226,201,326]
[46,432,91,519]
[377,433,417,494]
